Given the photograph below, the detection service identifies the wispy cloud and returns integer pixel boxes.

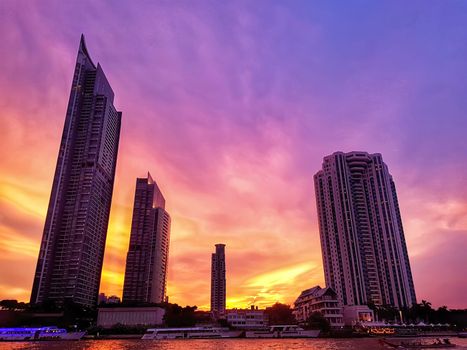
[0,0,466,308]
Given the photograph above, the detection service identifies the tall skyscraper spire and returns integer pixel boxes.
[30,35,122,307]
[314,151,416,309]
[122,173,171,304]
[211,244,226,319]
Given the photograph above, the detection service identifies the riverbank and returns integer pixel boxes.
[2,338,467,350]
[82,331,459,340]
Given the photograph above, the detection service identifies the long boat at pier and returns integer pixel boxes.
[142,327,243,339]
[245,325,320,338]
[0,327,86,341]
[380,338,456,348]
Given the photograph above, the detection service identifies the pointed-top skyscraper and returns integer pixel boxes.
[31,35,122,307]
[122,173,171,304]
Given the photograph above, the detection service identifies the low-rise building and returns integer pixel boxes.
[98,293,121,305]
[97,307,165,328]
[342,305,374,326]
[293,286,344,328]
[227,306,268,329]
[107,295,121,304]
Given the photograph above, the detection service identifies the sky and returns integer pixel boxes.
[0,0,466,310]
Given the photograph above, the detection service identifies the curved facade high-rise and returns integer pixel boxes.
[314,151,416,309]
[31,35,122,307]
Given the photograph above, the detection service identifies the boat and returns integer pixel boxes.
[380,338,456,348]
[0,327,86,341]
[142,327,243,339]
[457,332,467,338]
[245,325,320,338]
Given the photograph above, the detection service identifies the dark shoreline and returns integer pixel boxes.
[82,332,458,340]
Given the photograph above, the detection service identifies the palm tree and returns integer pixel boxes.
[419,300,433,323]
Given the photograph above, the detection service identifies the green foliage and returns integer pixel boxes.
[0,298,95,329]
[305,311,330,332]
[193,311,212,324]
[163,303,197,327]
[110,323,147,334]
[27,299,59,313]
[103,301,163,308]
[373,304,399,322]
[0,300,28,310]
[367,299,467,329]
[217,318,230,328]
[265,302,296,325]
[86,324,147,335]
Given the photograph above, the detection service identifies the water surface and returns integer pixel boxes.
[0,338,466,350]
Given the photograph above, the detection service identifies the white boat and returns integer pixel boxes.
[142,327,243,339]
[0,327,86,341]
[245,325,320,338]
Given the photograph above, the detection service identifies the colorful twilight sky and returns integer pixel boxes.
[1,1,466,310]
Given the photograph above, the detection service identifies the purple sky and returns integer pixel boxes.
[0,0,466,309]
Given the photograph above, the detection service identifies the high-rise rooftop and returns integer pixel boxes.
[122,173,171,304]
[31,35,122,307]
[314,151,416,309]
[211,244,226,318]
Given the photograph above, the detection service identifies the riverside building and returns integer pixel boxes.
[210,244,226,319]
[31,35,122,307]
[314,152,416,309]
[293,286,344,328]
[227,306,268,329]
[122,173,171,304]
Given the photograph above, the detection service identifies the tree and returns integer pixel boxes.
[407,300,434,323]
[265,303,295,325]
[0,300,19,310]
[305,312,330,332]
[419,300,433,323]
[163,304,197,327]
[434,306,449,324]
[375,304,399,322]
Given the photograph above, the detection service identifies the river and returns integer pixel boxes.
[0,338,467,350]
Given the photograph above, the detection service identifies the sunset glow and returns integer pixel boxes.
[1,1,466,310]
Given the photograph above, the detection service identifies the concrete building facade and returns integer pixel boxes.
[342,305,374,326]
[227,306,268,329]
[293,286,344,328]
[122,173,171,304]
[210,244,226,318]
[31,35,121,307]
[314,151,416,309]
[97,307,165,328]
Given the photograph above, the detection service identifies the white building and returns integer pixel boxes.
[293,286,344,328]
[343,305,374,326]
[97,307,165,328]
[227,306,268,329]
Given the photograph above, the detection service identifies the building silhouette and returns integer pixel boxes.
[211,244,226,318]
[122,173,171,304]
[31,35,122,307]
[314,151,416,309]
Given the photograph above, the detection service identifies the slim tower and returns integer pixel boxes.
[31,35,122,307]
[210,244,226,318]
[122,173,171,304]
[314,151,416,309]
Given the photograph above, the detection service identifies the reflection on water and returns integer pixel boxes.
[0,338,466,350]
